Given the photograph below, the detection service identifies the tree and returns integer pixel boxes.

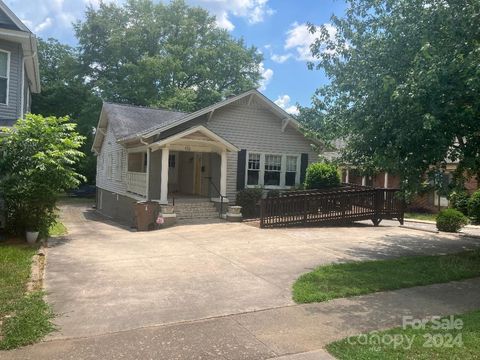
[301,0,480,194]
[0,114,85,236]
[32,38,102,184]
[74,0,263,112]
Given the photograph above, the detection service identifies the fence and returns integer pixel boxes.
[259,186,404,228]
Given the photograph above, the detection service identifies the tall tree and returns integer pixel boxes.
[74,0,263,112]
[32,38,101,184]
[301,0,480,193]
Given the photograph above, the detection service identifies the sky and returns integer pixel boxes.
[7,0,348,113]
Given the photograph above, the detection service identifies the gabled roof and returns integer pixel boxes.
[103,102,187,140]
[150,125,239,152]
[0,1,40,93]
[92,90,319,153]
[92,102,187,153]
[139,89,302,140]
[0,1,31,32]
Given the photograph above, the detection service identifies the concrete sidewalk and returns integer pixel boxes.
[3,278,480,360]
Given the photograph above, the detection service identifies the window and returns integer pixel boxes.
[247,153,260,185]
[285,156,298,186]
[264,154,281,186]
[168,154,176,168]
[115,150,123,181]
[0,51,9,105]
[245,153,301,188]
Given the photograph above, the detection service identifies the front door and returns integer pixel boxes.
[193,153,211,196]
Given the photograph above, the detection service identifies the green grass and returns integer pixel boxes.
[0,244,54,349]
[48,221,67,237]
[404,212,437,221]
[293,250,480,303]
[327,310,480,359]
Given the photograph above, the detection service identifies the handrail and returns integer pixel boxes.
[204,176,225,219]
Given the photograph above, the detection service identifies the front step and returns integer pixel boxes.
[174,200,220,220]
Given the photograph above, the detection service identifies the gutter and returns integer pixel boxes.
[20,51,36,117]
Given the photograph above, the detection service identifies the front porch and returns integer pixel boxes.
[124,125,238,207]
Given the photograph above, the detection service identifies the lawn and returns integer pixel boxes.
[293,250,480,303]
[404,212,437,222]
[49,221,67,236]
[327,310,480,359]
[0,244,54,349]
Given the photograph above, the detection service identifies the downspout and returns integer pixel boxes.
[20,50,37,118]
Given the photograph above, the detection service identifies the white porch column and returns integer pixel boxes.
[145,149,151,200]
[384,172,389,188]
[220,150,227,197]
[345,168,350,183]
[160,146,169,204]
[362,176,366,186]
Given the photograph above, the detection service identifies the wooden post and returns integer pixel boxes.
[220,150,227,197]
[303,194,308,225]
[160,146,169,204]
[260,199,265,228]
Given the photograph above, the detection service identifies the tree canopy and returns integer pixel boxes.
[32,38,102,184]
[300,0,480,193]
[32,0,264,184]
[74,0,263,112]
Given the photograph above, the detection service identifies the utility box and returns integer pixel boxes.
[134,201,159,231]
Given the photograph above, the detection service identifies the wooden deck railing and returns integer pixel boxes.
[259,187,404,228]
[126,171,147,197]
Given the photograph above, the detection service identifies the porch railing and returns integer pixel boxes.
[205,177,225,218]
[260,187,405,228]
[126,171,147,197]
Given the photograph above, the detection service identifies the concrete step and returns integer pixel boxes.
[174,201,220,220]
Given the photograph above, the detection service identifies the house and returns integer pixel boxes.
[0,0,40,133]
[92,89,319,225]
[0,0,41,229]
[340,167,478,212]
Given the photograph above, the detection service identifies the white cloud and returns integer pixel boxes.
[258,62,273,91]
[271,53,292,64]
[7,0,273,45]
[274,95,299,115]
[284,22,337,62]
[34,17,53,32]
[190,0,274,31]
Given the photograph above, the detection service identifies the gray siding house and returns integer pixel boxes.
[0,0,41,228]
[92,90,319,225]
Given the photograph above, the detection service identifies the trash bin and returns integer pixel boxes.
[134,201,159,231]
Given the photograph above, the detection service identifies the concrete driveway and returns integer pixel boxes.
[46,201,480,340]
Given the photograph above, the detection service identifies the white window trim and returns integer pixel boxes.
[245,151,301,190]
[0,49,10,106]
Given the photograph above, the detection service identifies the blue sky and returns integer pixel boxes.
[7,0,347,112]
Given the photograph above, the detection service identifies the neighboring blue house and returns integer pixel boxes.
[0,0,41,228]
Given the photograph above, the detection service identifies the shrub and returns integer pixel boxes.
[0,114,85,237]
[236,188,263,219]
[449,190,470,215]
[468,190,480,224]
[304,162,341,189]
[266,189,281,198]
[436,209,468,232]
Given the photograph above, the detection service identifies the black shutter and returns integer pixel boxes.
[300,153,308,184]
[237,149,247,190]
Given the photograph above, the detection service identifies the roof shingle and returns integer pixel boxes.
[103,102,187,140]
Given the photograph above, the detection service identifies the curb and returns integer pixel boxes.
[399,225,439,234]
